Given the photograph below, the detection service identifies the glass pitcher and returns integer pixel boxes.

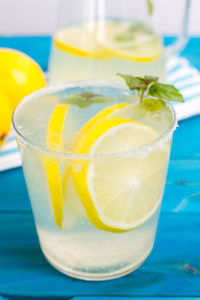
[48,0,190,84]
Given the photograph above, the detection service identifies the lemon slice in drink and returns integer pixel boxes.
[63,103,131,217]
[70,103,129,151]
[43,104,68,228]
[63,103,131,191]
[97,21,162,62]
[73,117,169,232]
[54,25,108,59]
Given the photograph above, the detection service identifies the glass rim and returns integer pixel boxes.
[12,79,177,160]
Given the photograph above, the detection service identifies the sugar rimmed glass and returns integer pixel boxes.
[12,79,177,280]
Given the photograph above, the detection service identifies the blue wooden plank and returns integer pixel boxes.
[172,116,200,159]
[0,168,30,212]
[162,159,200,213]
[74,298,200,300]
[0,212,199,298]
[4,296,195,300]
[0,296,9,300]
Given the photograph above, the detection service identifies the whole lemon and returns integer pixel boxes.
[0,48,46,109]
[0,89,12,147]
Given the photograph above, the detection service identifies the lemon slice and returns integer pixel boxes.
[73,117,169,232]
[43,104,68,228]
[105,37,162,62]
[54,25,108,59]
[96,20,162,62]
[63,103,129,183]
[63,103,131,190]
[63,103,131,218]
[71,103,129,151]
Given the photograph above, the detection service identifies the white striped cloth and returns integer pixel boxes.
[0,55,200,172]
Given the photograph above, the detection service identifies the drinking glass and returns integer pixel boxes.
[48,0,190,84]
[12,79,176,280]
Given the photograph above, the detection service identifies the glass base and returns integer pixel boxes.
[42,245,151,281]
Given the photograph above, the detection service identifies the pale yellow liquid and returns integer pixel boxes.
[48,20,166,84]
[14,84,172,280]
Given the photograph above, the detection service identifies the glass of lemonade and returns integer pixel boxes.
[12,79,176,280]
[48,0,190,84]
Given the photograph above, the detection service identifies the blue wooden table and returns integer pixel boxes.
[0,37,200,300]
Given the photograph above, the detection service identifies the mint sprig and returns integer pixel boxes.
[147,0,154,15]
[60,91,112,108]
[117,73,184,105]
[115,34,134,42]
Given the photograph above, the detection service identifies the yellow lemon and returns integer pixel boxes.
[0,48,46,108]
[0,89,12,147]
[73,117,169,232]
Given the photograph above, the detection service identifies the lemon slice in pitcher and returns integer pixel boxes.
[73,117,168,232]
[54,25,108,59]
[97,20,162,62]
[106,38,162,62]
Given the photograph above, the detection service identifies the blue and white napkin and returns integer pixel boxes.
[167,56,200,120]
[0,55,200,172]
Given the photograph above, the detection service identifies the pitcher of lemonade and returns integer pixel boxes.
[48,0,190,84]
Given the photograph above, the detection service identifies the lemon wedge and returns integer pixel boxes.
[73,117,169,232]
[54,25,108,59]
[43,104,68,228]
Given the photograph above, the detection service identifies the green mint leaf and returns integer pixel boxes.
[117,72,184,105]
[60,94,84,105]
[144,75,159,84]
[147,0,154,15]
[60,91,112,108]
[60,94,89,108]
[143,98,165,111]
[80,90,94,99]
[90,96,113,104]
[148,82,185,103]
[117,73,146,90]
[128,23,153,35]
[117,73,133,87]
[128,23,144,33]
[115,34,134,42]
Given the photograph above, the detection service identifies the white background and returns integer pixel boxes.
[0,0,199,36]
